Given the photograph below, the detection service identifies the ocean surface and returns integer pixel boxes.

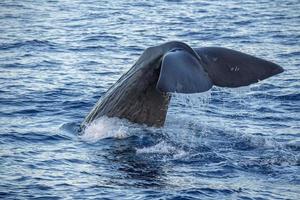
[1,0,299,199]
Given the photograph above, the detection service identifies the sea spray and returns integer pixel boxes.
[81,116,130,142]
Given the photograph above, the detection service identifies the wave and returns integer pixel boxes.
[0,40,60,51]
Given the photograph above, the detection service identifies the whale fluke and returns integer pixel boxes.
[195,47,284,87]
[157,49,213,93]
[81,41,283,129]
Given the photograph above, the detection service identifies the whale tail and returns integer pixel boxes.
[157,46,284,93]
[82,42,284,129]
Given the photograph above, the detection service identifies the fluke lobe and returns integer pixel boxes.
[81,41,283,129]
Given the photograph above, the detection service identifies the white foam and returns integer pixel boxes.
[136,141,175,154]
[80,116,129,142]
[136,141,187,159]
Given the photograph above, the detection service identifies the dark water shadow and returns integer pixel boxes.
[103,133,168,188]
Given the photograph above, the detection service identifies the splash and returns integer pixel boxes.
[136,141,177,154]
[170,91,212,110]
[136,141,187,159]
[80,116,130,142]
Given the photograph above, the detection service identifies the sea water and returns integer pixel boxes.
[0,0,299,199]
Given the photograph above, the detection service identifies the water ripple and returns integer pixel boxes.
[0,0,299,199]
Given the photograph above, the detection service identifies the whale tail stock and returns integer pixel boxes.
[81,42,284,129]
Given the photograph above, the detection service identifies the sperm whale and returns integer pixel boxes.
[81,41,283,129]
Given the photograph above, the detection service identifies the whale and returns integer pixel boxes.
[81,41,283,130]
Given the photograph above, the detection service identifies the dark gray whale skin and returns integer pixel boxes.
[81,41,283,129]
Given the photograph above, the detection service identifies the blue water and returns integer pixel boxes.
[1,0,299,199]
